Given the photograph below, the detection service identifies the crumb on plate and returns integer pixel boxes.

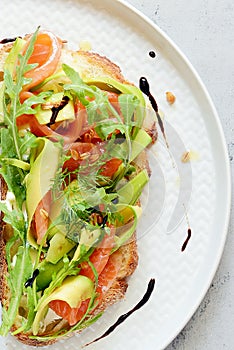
[166,91,176,105]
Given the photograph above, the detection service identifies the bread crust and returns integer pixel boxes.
[0,37,154,346]
[72,50,127,83]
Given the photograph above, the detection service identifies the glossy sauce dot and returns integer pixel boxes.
[149,51,156,58]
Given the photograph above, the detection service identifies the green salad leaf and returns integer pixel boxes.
[0,245,33,336]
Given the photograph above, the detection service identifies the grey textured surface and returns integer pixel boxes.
[125,0,234,349]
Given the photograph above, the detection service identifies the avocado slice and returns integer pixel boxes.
[84,76,145,108]
[32,275,94,335]
[36,259,64,291]
[46,232,76,264]
[117,169,149,205]
[34,92,75,125]
[4,37,26,74]
[26,138,61,247]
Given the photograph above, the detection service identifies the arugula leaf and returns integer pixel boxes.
[118,94,139,128]
[0,128,26,207]
[19,131,37,156]
[2,30,38,160]
[5,236,19,273]
[15,90,52,117]
[0,27,51,336]
[94,120,126,140]
[0,245,33,336]
[0,202,26,242]
[19,286,36,334]
[62,64,146,165]
[0,29,50,210]
[62,64,134,135]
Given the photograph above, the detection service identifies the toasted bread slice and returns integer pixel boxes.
[0,177,138,346]
[0,36,156,346]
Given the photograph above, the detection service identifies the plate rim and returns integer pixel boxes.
[0,1,232,349]
[114,0,232,347]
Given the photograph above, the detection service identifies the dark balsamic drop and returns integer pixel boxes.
[101,215,108,228]
[139,77,151,98]
[47,96,70,126]
[85,279,156,347]
[149,51,156,58]
[0,37,20,44]
[24,269,39,288]
[181,228,192,252]
[139,77,168,146]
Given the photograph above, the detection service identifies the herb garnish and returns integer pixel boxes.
[0,27,49,336]
[0,27,151,341]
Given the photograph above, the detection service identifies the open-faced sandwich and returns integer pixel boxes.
[0,28,156,346]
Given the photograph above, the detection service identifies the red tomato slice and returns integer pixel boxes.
[106,91,119,104]
[62,142,95,173]
[107,91,122,116]
[33,190,52,244]
[100,158,122,178]
[63,143,122,182]
[22,30,62,91]
[79,128,102,144]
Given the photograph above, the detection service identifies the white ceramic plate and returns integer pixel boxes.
[0,0,231,349]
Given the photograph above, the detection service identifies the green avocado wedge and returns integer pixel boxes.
[84,76,145,108]
[34,92,75,125]
[32,275,94,335]
[26,138,61,247]
[36,259,65,291]
[46,232,76,264]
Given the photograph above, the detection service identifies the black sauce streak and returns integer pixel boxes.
[47,96,70,127]
[149,51,156,58]
[0,37,21,44]
[139,77,168,147]
[181,228,192,252]
[24,269,39,288]
[101,215,108,228]
[85,279,156,347]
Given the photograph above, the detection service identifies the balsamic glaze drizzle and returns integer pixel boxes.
[85,279,156,347]
[24,269,39,288]
[0,37,20,44]
[47,96,70,126]
[181,228,192,252]
[101,215,108,228]
[149,51,156,58]
[139,77,168,147]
